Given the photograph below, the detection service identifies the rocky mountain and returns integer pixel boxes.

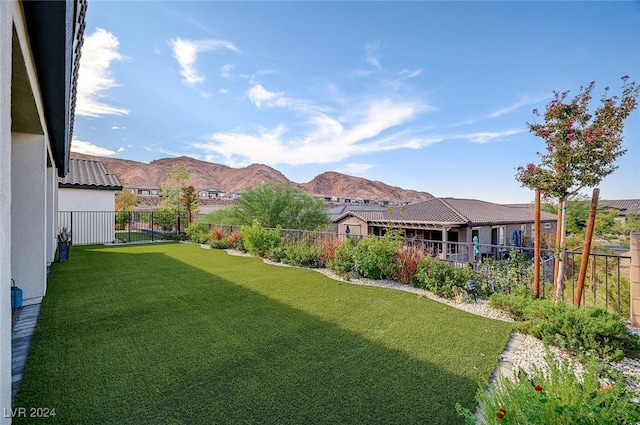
[71,153,433,203]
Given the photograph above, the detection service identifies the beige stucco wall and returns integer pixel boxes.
[12,132,48,305]
[337,216,367,236]
[0,1,13,420]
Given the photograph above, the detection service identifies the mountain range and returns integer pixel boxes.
[71,153,434,203]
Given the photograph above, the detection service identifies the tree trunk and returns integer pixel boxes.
[554,196,568,303]
[553,200,563,289]
[533,191,541,298]
[574,188,599,306]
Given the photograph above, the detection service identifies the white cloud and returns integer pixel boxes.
[488,94,549,118]
[457,129,526,144]
[221,64,234,79]
[117,147,125,152]
[170,38,240,84]
[76,28,129,117]
[334,163,375,175]
[111,126,125,130]
[248,84,283,109]
[192,98,432,166]
[71,139,117,156]
[365,41,382,69]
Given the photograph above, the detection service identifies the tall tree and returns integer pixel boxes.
[516,76,639,300]
[230,182,331,230]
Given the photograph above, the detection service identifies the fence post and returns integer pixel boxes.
[631,233,640,326]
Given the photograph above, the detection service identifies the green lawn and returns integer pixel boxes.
[16,243,513,424]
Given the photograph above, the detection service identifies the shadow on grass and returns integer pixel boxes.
[15,244,512,424]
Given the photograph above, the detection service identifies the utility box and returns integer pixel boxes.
[11,279,23,310]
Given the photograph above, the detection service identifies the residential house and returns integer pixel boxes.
[333,197,557,262]
[58,158,123,245]
[599,199,640,225]
[1,0,86,418]
[198,188,226,199]
[130,185,159,196]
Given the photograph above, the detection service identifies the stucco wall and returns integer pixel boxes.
[12,132,47,304]
[0,1,13,420]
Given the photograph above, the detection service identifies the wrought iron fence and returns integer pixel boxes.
[58,211,187,245]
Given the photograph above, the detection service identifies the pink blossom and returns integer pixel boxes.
[556,165,563,171]
[532,108,539,114]
[546,145,554,152]
[567,121,574,129]
[596,129,604,135]
[567,133,575,139]
[517,166,524,172]
[538,129,548,137]
[527,163,536,171]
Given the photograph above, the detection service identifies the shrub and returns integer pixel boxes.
[457,354,640,424]
[228,231,243,250]
[489,288,535,321]
[414,256,458,298]
[240,220,282,257]
[352,232,403,280]
[285,239,324,268]
[523,302,640,361]
[393,244,424,284]
[328,238,357,276]
[186,223,210,244]
[319,236,342,266]
[209,238,232,249]
[210,226,229,241]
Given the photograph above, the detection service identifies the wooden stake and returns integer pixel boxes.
[574,188,599,306]
[553,200,563,294]
[533,191,541,298]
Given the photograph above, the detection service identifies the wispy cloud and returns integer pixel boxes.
[248,84,283,109]
[334,163,376,175]
[71,139,117,156]
[488,94,549,118]
[192,97,432,167]
[75,28,129,117]
[365,41,382,69]
[170,38,240,84]
[456,128,526,144]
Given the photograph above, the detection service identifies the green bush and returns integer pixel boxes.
[523,302,640,361]
[489,288,535,321]
[185,223,210,244]
[284,239,324,268]
[328,238,357,276]
[457,354,640,424]
[352,232,403,280]
[240,220,282,257]
[209,238,232,249]
[414,257,488,300]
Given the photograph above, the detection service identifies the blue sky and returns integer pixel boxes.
[73,1,640,203]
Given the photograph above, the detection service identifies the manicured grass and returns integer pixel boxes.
[16,244,513,424]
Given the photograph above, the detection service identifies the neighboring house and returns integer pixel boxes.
[1,0,85,419]
[333,197,557,262]
[599,199,640,225]
[199,188,226,199]
[58,158,123,245]
[130,185,160,196]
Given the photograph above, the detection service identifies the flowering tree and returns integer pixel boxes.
[516,76,639,300]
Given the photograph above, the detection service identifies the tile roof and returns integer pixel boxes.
[335,197,556,226]
[59,158,122,190]
[599,199,640,215]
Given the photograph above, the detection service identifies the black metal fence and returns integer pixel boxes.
[58,210,186,245]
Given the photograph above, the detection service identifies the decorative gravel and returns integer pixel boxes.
[226,249,640,390]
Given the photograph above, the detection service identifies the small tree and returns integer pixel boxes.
[158,163,190,231]
[516,76,639,301]
[115,188,138,230]
[180,185,200,225]
[230,182,331,231]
